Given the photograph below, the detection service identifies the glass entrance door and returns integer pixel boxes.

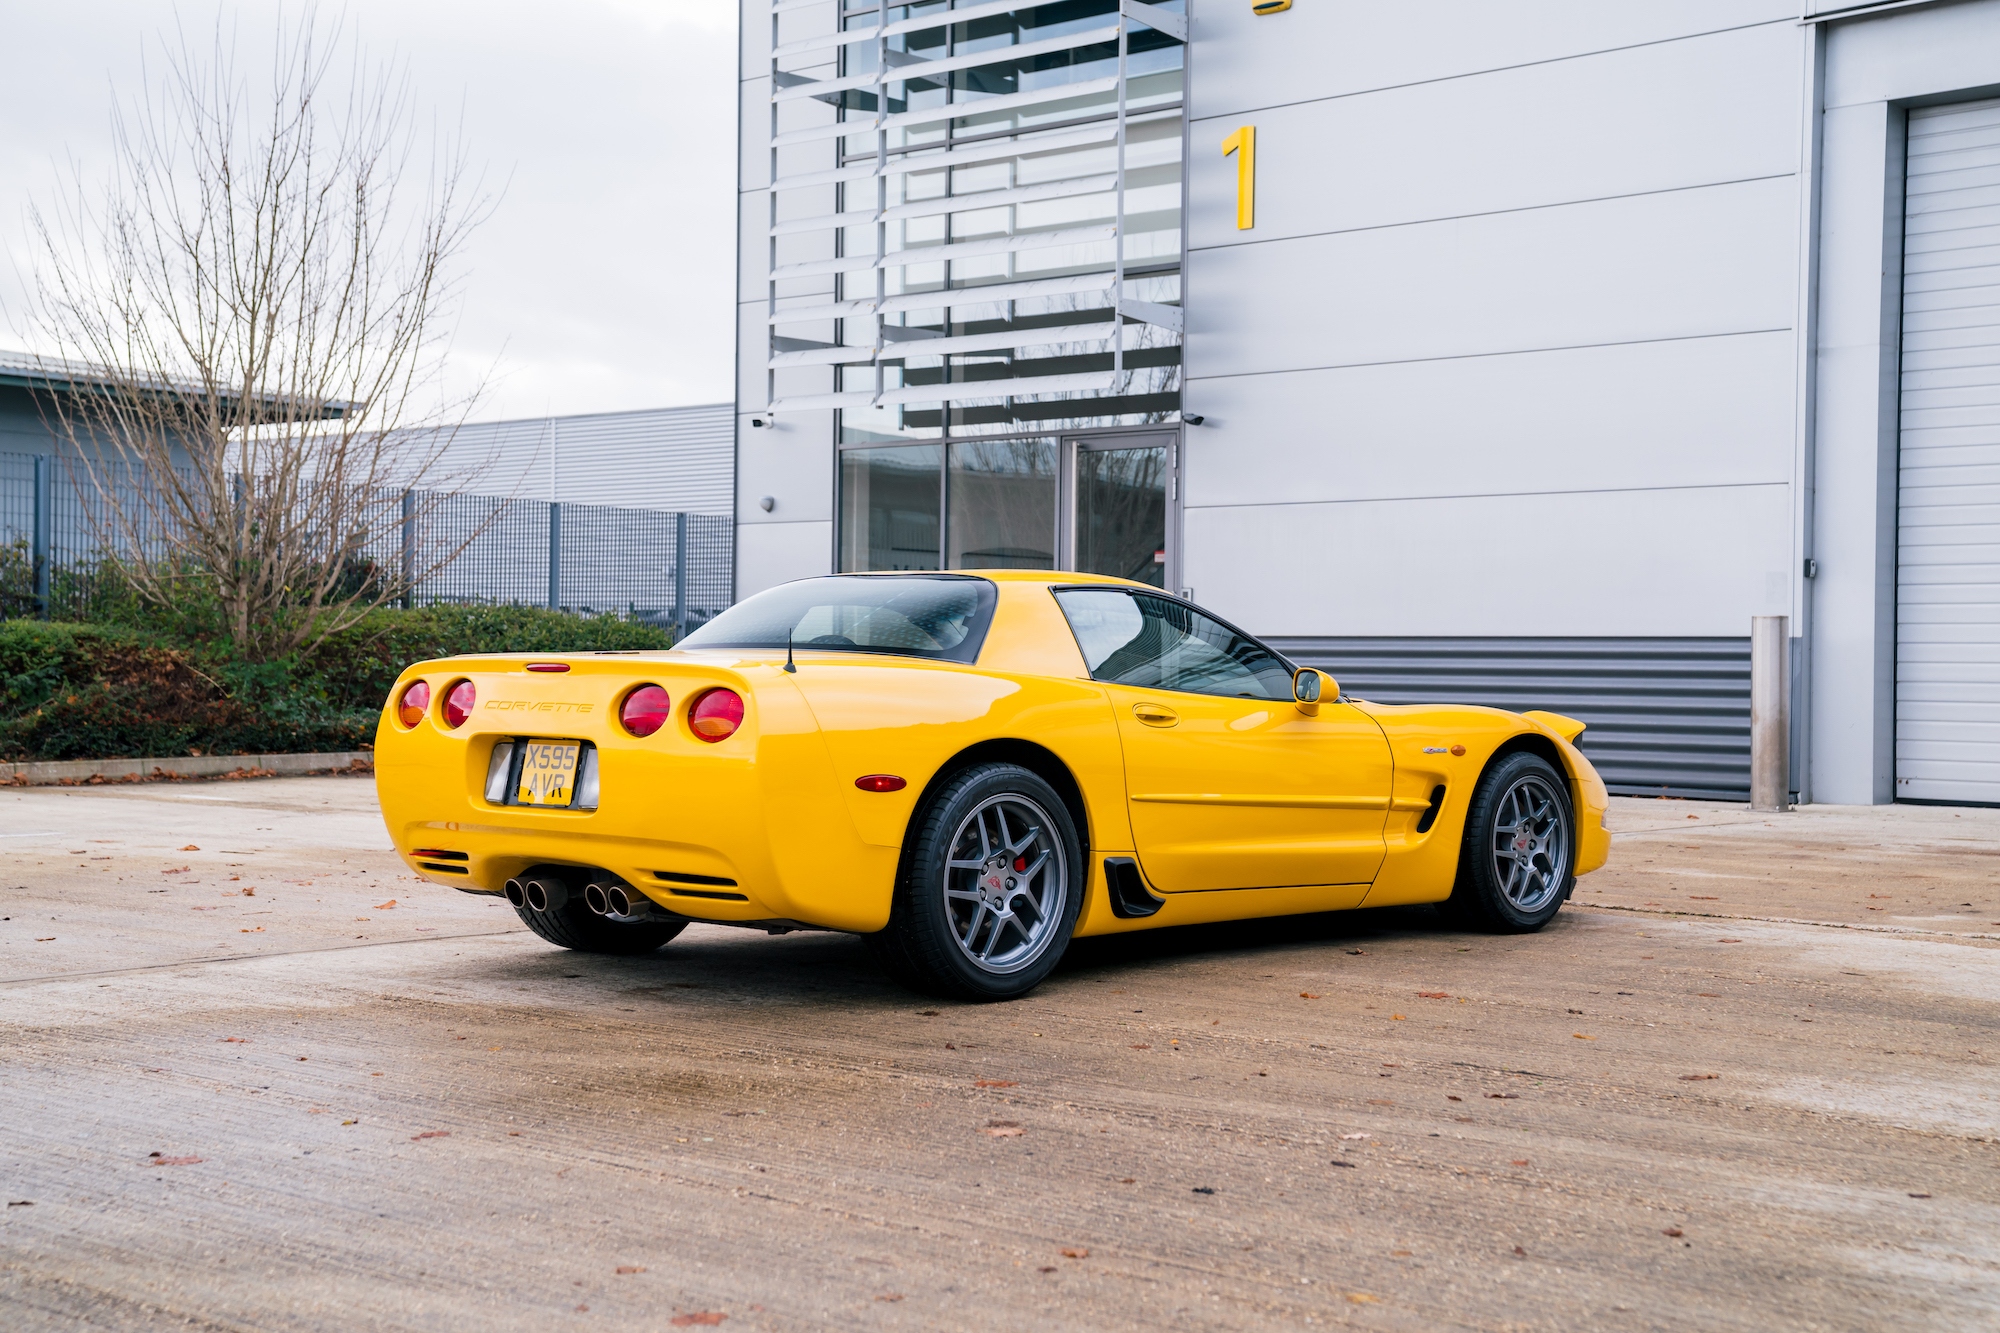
[1063,432,1177,590]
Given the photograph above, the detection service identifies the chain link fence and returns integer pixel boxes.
[0,450,734,630]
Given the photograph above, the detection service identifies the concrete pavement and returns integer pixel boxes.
[2,777,1996,1331]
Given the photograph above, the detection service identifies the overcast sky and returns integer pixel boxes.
[0,1,738,423]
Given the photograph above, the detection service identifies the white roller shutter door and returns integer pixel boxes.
[1897,98,2000,805]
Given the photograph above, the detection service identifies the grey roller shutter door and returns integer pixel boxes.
[1265,637,1752,800]
[1898,99,2000,806]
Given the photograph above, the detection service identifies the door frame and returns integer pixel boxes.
[1056,427,1183,593]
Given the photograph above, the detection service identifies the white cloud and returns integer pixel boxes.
[0,0,738,420]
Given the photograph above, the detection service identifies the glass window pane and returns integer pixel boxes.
[840,445,942,571]
[681,575,996,664]
[947,438,1056,569]
[1054,589,1293,701]
[1076,445,1166,586]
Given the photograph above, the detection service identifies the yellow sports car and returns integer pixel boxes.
[375,572,1609,1000]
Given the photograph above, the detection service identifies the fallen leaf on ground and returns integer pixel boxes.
[1118,1177,1135,1184]
[1511,1159,1530,1166]
[616,1265,645,1274]
[162,867,190,874]
[1345,1292,1381,1304]
[1514,1245,1528,1256]
[1061,1248,1089,1259]
[973,1080,1017,1088]
[7,1200,34,1206]
[669,1314,726,1327]
[1038,1266,1057,1272]
[1663,1228,1684,1237]
[1390,1014,1406,1020]
[1191,1187,1215,1195]
[179,845,200,851]
[218,1037,248,1043]
[1719,938,1743,944]
[1454,1116,1474,1123]
[1484,1093,1518,1100]
[981,1121,1025,1137]
[1329,1160,1356,1168]
[1416,991,1449,999]
[1447,1095,1463,1101]
[1680,1073,1719,1081]
[411,1131,450,1141]
[1367,1098,1393,1106]
[374,900,398,910]
[1573,1033,1596,1040]
[149,1156,203,1166]
[239,927,264,933]
[1299,992,1321,999]
[1908,1193,1932,1199]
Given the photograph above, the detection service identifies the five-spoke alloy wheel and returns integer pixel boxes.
[1440,751,1576,933]
[871,762,1083,1001]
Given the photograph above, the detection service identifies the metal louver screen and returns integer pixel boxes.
[1265,637,1753,801]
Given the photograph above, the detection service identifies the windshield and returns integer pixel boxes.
[677,575,997,664]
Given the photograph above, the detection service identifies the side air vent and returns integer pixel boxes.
[1104,857,1165,919]
[419,862,470,875]
[1414,785,1447,835]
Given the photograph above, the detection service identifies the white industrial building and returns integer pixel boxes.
[733,0,2000,807]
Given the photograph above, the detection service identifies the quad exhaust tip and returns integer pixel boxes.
[582,879,652,920]
[511,876,568,913]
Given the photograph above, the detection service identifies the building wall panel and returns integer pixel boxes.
[1185,176,1798,381]
[1187,22,1800,251]
[1183,481,1794,639]
[1182,330,1795,509]
[1188,1,1796,121]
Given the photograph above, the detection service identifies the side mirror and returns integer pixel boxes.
[1293,668,1336,713]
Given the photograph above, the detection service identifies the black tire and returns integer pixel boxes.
[514,897,686,955]
[868,762,1084,1002]
[1439,751,1576,934]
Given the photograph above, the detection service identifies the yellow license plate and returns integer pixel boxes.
[515,739,581,806]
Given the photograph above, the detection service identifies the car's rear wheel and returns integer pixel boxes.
[1439,751,1575,933]
[510,873,686,955]
[869,762,1083,1002]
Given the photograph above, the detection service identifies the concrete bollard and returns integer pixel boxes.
[1750,615,1790,811]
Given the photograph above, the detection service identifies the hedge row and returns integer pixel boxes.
[0,606,673,762]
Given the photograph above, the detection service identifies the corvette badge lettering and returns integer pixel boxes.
[1423,746,1448,754]
[484,700,594,714]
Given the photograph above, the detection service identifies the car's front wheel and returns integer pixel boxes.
[1439,751,1576,933]
[869,762,1083,1002]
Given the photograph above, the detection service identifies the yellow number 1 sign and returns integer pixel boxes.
[1222,126,1255,230]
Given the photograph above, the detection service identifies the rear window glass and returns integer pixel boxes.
[677,575,997,663]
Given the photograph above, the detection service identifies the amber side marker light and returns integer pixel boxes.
[442,681,476,728]
[855,774,906,793]
[620,685,672,737]
[689,688,744,742]
[397,681,431,727]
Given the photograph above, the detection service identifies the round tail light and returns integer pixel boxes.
[620,685,672,737]
[397,680,431,727]
[688,688,744,743]
[442,680,476,729]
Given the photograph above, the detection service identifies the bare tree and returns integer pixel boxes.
[28,9,494,660]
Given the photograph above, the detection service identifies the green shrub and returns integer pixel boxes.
[0,602,669,761]
[307,604,673,713]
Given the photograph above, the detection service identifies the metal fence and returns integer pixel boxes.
[0,450,734,631]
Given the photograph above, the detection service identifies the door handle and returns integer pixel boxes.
[1132,703,1179,727]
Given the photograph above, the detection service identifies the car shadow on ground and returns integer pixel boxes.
[463,902,1558,1009]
